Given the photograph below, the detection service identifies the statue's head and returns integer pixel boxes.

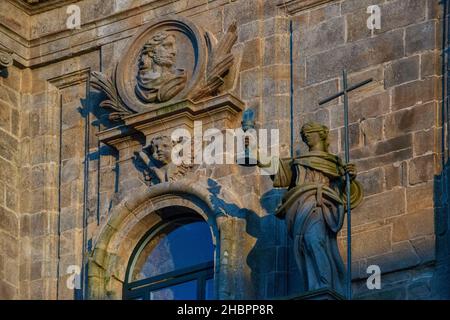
[149,135,173,165]
[301,122,330,152]
[140,32,176,68]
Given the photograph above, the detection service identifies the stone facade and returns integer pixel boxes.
[0,0,448,300]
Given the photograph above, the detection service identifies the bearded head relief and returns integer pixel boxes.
[135,31,187,103]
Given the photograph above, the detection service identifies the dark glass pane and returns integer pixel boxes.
[132,220,214,281]
[205,278,214,300]
[150,280,197,300]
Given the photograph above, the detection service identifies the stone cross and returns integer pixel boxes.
[319,70,373,300]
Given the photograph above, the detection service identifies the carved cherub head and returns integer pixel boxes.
[301,122,330,153]
[148,135,174,166]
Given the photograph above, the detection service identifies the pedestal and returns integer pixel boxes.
[282,288,346,300]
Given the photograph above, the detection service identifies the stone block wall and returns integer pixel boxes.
[0,0,447,300]
[289,0,444,299]
[0,64,21,299]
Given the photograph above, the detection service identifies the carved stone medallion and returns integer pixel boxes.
[91,16,239,120]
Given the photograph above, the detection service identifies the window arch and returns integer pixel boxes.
[123,209,215,300]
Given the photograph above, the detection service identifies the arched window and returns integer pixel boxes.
[123,212,215,300]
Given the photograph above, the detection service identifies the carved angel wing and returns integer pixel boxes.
[90,70,132,121]
[191,22,238,101]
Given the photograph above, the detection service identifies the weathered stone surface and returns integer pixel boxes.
[240,70,261,100]
[366,241,421,274]
[384,56,420,89]
[330,92,390,127]
[392,78,435,111]
[309,3,340,26]
[406,182,434,213]
[340,122,360,150]
[408,279,432,300]
[373,0,426,35]
[306,29,404,85]
[0,100,11,132]
[297,17,345,57]
[355,148,413,172]
[385,102,436,139]
[0,280,16,299]
[384,162,407,190]
[413,129,436,157]
[263,17,288,37]
[405,20,437,55]
[360,117,384,145]
[392,209,435,242]
[350,134,413,160]
[409,154,435,185]
[421,51,440,79]
[0,207,19,237]
[241,39,262,71]
[353,226,392,260]
[297,79,339,113]
[341,0,384,14]
[353,189,405,226]
[238,20,260,43]
[0,129,18,162]
[223,0,261,27]
[411,236,435,263]
[263,35,290,66]
[356,167,384,196]
[0,0,444,301]
[263,65,290,96]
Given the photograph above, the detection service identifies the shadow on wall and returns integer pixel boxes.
[0,68,8,78]
[432,0,450,300]
[207,178,293,299]
[432,161,450,299]
[206,178,251,299]
[78,91,122,217]
[246,187,302,299]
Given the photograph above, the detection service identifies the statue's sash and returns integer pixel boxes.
[275,151,363,218]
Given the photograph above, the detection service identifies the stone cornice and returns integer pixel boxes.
[7,0,80,15]
[279,0,336,15]
[48,67,90,89]
[0,0,340,68]
[0,0,178,68]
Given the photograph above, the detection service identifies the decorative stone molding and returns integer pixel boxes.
[91,16,240,121]
[8,0,80,15]
[279,0,336,15]
[48,67,90,89]
[134,135,193,186]
[0,47,13,70]
[97,93,244,169]
[88,180,244,299]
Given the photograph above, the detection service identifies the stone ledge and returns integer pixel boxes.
[98,93,245,150]
[279,0,336,15]
[7,0,80,15]
[0,0,184,67]
[280,288,346,300]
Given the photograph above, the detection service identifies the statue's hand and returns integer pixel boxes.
[344,163,357,180]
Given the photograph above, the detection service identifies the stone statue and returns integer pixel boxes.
[135,31,187,103]
[262,122,363,295]
[135,135,190,185]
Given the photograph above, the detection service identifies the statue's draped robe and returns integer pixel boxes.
[135,65,186,103]
[273,151,362,294]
